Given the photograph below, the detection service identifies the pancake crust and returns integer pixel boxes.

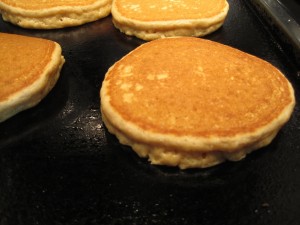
[0,33,65,122]
[0,0,112,29]
[112,0,229,40]
[100,37,295,169]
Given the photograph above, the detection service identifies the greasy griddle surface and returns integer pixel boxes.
[0,0,299,224]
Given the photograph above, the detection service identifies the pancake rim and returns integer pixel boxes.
[111,0,229,40]
[100,37,295,168]
[0,0,112,29]
[0,34,65,122]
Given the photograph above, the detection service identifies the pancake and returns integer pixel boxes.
[0,0,112,29]
[100,37,295,169]
[112,0,229,41]
[0,33,65,122]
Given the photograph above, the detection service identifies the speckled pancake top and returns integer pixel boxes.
[114,0,228,21]
[103,37,294,138]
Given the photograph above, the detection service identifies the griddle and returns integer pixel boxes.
[0,0,299,224]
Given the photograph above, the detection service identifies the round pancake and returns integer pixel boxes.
[0,33,65,122]
[100,37,295,169]
[112,0,229,40]
[0,0,112,29]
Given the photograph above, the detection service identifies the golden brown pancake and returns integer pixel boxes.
[0,0,112,29]
[100,37,295,169]
[112,0,229,40]
[0,33,65,122]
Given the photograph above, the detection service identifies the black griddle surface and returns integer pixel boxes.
[0,1,299,224]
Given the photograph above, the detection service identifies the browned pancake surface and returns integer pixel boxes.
[0,33,55,101]
[114,0,227,21]
[105,38,293,137]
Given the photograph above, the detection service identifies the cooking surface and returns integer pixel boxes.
[0,0,299,224]
[249,0,300,64]
[278,0,300,24]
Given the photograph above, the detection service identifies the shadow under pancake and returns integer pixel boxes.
[0,67,69,148]
[112,28,145,51]
[0,16,115,48]
[104,126,280,189]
